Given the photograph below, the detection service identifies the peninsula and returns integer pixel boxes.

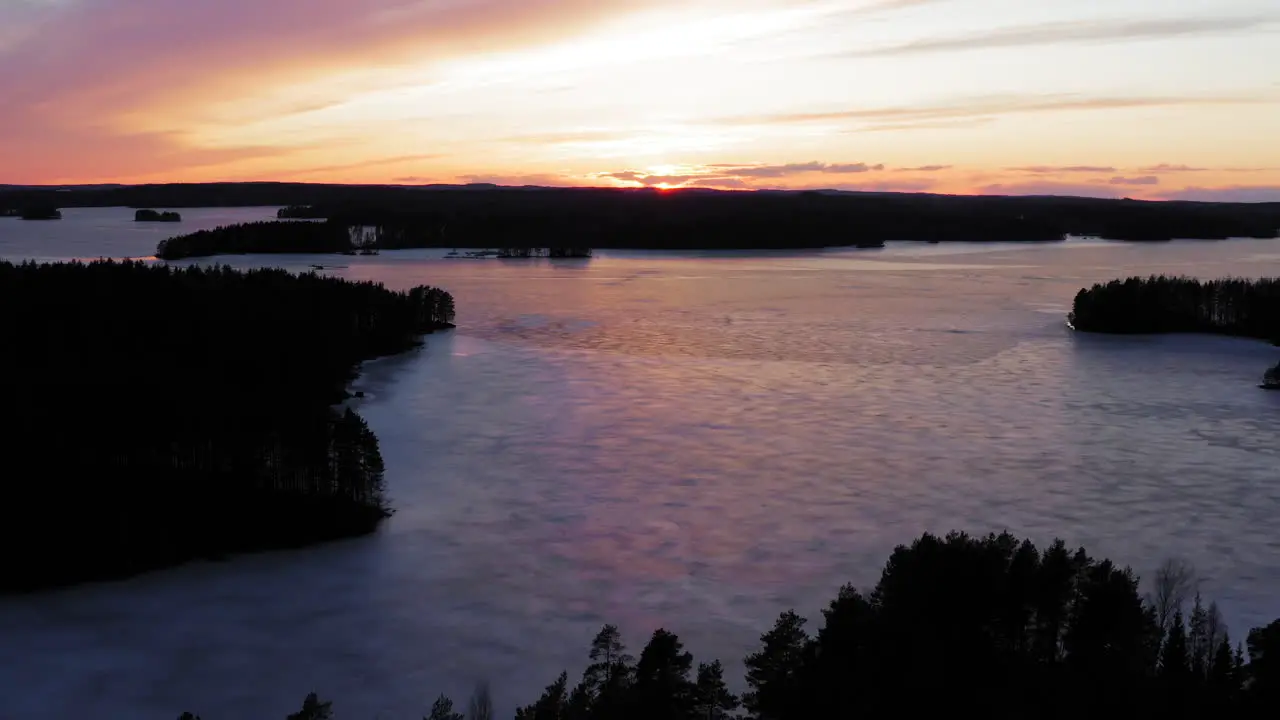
[0,259,455,592]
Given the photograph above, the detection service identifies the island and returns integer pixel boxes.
[19,206,61,220]
[1069,275,1280,387]
[135,208,182,222]
[0,259,455,592]
[180,530,1280,719]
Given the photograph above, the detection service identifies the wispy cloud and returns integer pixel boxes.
[719,93,1270,131]
[834,0,950,19]
[274,153,443,178]
[458,172,586,186]
[1139,164,1209,173]
[731,161,885,177]
[596,160,887,188]
[843,15,1279,57]
[1012,165,1117,174]
[979,181,1121,199]
[1109,175,1160,186]
[895,165,952,172]
[1157,186,1280,203]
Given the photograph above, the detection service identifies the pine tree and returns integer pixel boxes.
[743,611,809,720]
[694,660,740,720]
[515,672,569,720]
[427,694,465,720]
[286,693,333,720]
[581,623,634,715]
[631,629,696,719]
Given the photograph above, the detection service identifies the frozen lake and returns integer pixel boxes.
[2,208,1279,719]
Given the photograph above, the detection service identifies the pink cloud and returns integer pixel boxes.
[978,181,1122,199]
[1109,176,1160,186]
[0,0,668,182]
[457,173,588,187]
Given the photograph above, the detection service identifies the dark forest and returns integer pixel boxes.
[0,260,454,591]
[180,532,1280,720]
[5,183,1279,246]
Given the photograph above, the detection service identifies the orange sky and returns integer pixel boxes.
[2,0,1278,200]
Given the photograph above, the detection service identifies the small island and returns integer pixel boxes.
[135,208,182,222]
[0,259,455,592]
[19,206,61,220]
[1069,275,1280,387]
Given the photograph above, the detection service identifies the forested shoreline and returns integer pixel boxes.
[156,221,356,259]
[7,182,1279,247]
[156,222,598,260]
[0,260,455,591]
[179,532,1280,719]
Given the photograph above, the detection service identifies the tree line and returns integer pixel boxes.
[176,532,1280,719]
[0,259,455,591]
[156,221,355,259]
[5,183,1279,244]
[1069,275,1280,385]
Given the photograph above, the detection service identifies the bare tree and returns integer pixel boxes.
[468,681,493,720]
[1149,558,1198,631]
[1204,599,1227,653]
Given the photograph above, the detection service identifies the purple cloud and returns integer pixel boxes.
[1140,164,1209,173]
[1109,176,1160,186]
[1157,186,1280,202]
[1011,165,1117,174]
[979,181,1122,199]
[732,162,885,177]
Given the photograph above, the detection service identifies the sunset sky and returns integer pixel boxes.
[2,0,1278,199]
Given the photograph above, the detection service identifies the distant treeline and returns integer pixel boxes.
[180,532,1280,719]
[0,260,455,591]
[4,183,1278,245]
